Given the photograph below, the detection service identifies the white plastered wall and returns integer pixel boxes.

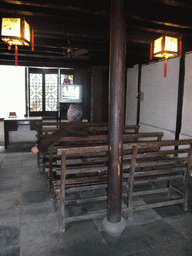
[125,64,138,125]
[180,52,192,139]
[0,65,36,143]
[0,65,26,118]
[125,57,180,140]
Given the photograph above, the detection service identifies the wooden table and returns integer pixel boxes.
[4,117,42,149]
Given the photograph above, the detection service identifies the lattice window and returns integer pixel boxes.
[30,73,43,112]
[29,69,74,115]
[45,74,58,111]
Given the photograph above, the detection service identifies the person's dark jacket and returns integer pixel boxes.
[37,121,89,154]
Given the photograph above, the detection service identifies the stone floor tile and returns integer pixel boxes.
[138,219,186,247]
[0,223,20,249]
[154,204,185,218]
[0,166,22,176]
[20,220,52,246]
[0,246,20,256]
[83,200,107,213]
[21,175,47,192]
[133,247,160,256]
[124,208,162,226]
[64,233,112,256]
[0,206,21,225]
[79,188,106,198]
[21,200,56,223]
[165,212,192,239]
[21,190,51,204]
[0,176,22,192]
[0,191,22,208]
[62,219,99,239]
[65,203,89,218]
[101,226,151,256]
[20,243,53,256]
[153,239,192,256]
[22,159,38,167]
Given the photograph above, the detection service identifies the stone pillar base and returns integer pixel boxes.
[102,216,126,237]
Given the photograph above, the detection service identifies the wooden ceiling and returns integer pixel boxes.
[1,0,192,68]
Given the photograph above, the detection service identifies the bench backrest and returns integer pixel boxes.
[36,122,140,142]
[56,139,192,187]
[122,139,192,177]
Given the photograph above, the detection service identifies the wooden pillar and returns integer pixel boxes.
[108,0,126,223]
[175,40,185,142]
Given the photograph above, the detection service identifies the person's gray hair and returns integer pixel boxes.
[67,105,83,121]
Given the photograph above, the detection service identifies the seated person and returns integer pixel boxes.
[31,105,89,154]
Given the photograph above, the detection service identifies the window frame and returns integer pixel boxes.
[28,67,74,117]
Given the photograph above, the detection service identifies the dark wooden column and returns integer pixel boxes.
[137,64,142,126]
[175,40,185,142]
[108,0,126,223]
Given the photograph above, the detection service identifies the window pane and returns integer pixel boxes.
[45,74,58,111]
[61,74,73,84]
[30,73,43,112]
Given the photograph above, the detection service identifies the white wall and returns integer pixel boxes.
[180,52,192,139]
[126,57,180,140]
[0,65,37,144]
[0,120,4,144]
[125,64,138,125]
[0,65,25,118]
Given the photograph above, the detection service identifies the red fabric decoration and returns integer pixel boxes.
[31,28,34,51]
[150,43,153,60]
[164,58,168,77]
[179,41,182,58]
[15,45,18,66]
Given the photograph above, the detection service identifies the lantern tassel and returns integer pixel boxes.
[31,27,34,51]
[164,58,168,77]
[150,43,153,60]
[8,44,11,50]
[15,45,18,66]
[179,41,182,58]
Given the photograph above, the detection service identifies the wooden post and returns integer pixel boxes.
[108,0,126,223]
[60,151,66,232]
[175,39,185,148]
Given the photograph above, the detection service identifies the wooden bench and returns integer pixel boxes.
[89,125,140,135]
[125,139,192,218]
[55,144,109,231]
[36,122,140,143]
[37,123,140,169]
[46,132,164,191]
[51,139,192,232]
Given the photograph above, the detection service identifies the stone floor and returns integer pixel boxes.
[1,143,192,256]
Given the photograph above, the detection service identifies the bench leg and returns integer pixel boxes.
[183,196,188,211]
[167,180,171,199]
[59,152,66,232]
[183,176,188,211]
[59,192,65,232]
